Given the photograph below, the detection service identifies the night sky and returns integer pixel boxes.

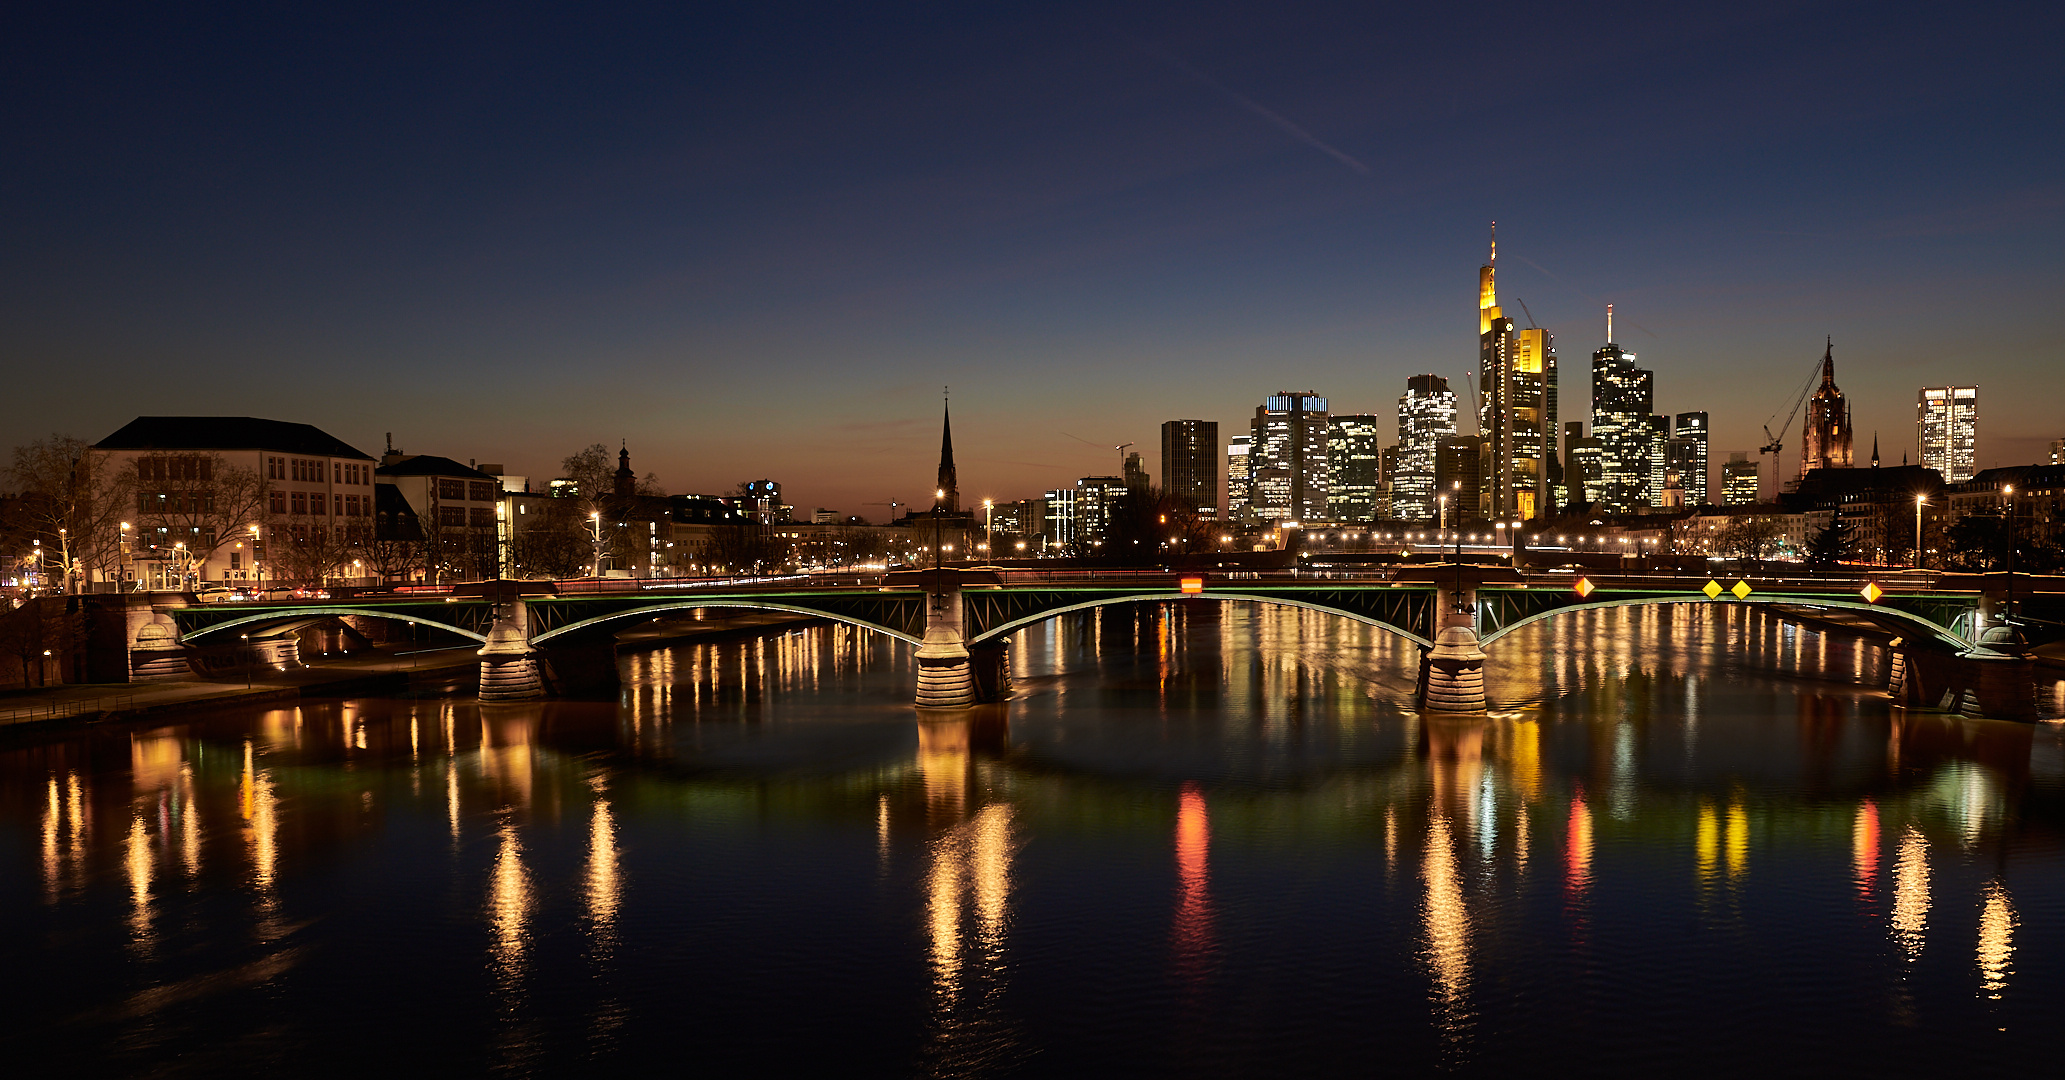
[5,2,2060,516]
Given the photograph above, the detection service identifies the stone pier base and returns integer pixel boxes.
[969,639,1010,703]
[477,615,544,702]
[915,626,975,708]
[1888,627,2037,722]
[1418,622,1487,715]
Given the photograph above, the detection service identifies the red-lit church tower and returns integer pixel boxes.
[1800,337,1853,481]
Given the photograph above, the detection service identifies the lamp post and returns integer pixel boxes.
[1913,494,1927,569]
[589,511,603,578]
[250,524,262,594]
[120,522,132,591]
[2003,484,2017,622]
[983,498,993,564]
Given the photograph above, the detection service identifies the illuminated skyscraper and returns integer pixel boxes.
[1326,414,1383,521]
[1249,392,1329,521]
[1226,433,1253,519]
[1474,227,1557,521]
[1916,387,1977,483]
[1591,307,1654,512]
[1161,419,1220,517]
[1565,421,1603,505]
[1644,415,1671,507]
[1396,374,1458,521]
[1672,412,1710,505]
[1722,452,1759,506]
[1800,337,1853,481]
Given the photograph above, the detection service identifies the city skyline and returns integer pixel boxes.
[3,4,2060,516]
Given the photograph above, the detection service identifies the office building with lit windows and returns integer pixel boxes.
[1326,414,1384,522]
[1249,391,1329,521]
[1591,312,1655,512]
[1917,386,1977,482]
[1160,419,1220,517]
[1396,374,1458,521]
[1474,231,1557,521]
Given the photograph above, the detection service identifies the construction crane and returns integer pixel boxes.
[1514,297,1539,330]
[863,499,905,524]
[1759,351,1826,460]
[1115,442,1134,475]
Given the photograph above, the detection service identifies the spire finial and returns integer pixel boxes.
[1490,221,1497,264]
[1607,303,1613,344]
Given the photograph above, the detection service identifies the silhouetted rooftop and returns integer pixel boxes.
[94,416,373,459]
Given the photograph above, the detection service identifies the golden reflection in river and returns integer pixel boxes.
[585,776,621,939]
[242,739,278,895]
[1422,813,1472,1044]
[922,801,1016,1074]
[42,775,61,900]
[1171,784,1215,983]
[490,819,532,988]
[1891,825,1930,962]
[1853,800,1880,904]
[179,762,200,878]
[1725,799,1748,881]
[1977,880,2015,999]
[126,812,155,953]
[917,719,972,821]
[1696,801,1719,888]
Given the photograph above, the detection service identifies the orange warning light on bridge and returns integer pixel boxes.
[1574,576,1595,598]
[1180,577,1205,594]
[1860,581,1883,603]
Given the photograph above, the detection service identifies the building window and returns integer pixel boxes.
[469,507,495,527]
[270,491,287,514]
[437,478,467,500]
[469,481,497,502]
[438,507,467,527]
[311,492,326,515]
[291,492,307,515]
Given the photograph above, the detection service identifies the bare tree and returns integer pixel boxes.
[271,512,366,587]
[5,434,134,592]
[124,452,268,586]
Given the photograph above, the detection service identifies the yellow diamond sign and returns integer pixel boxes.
[1702,579,1723,599]
[1731,580,1753,600]
[1575,576,1595,598]
[1860,581,1883,603]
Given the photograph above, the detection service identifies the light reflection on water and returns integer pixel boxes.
[0,602,2060,1075]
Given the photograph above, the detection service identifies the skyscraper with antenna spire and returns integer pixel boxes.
[1476,223,1555,521]
[1591,304,1655,512]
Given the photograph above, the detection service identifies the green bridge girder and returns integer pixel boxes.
[168,578,1988,655]
[958,584,1438,646]
[1473,585,1978,650]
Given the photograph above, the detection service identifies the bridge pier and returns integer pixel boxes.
[915,581,975,708]
[478,598,544,702]
[1888,628,2038,722]
[1418,613,1487,715]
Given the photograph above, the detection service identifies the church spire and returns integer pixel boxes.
[1871,432,1880,468]
[935,389,959,513]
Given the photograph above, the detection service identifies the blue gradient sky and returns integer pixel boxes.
[5,2,2060,517]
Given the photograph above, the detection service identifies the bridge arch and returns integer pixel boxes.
[1477,595,1973,650]
[965,593,1434,649]
[178,607,489,644]
[530,599,922,646]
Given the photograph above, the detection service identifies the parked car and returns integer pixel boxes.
[195,584,239,603]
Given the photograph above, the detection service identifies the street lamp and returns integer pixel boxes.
[1914,494,1927,569]
[589,511,604,577]
[250,524,262,594]
[2003,484,2017,622]
[983,498,993,564]
[121,522,132,591]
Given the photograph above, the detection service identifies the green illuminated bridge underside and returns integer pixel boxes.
[169,580,1992,654]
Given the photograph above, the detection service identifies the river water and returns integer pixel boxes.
[4,603,2063,1077]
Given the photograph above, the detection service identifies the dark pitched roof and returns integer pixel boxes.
[375,455,494,480]
[94,416,374,460]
